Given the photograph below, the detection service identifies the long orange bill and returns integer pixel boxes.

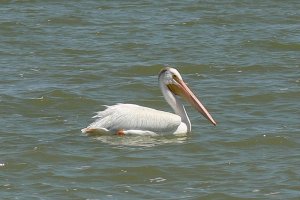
[168,79,217,126]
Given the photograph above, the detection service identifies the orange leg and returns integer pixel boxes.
[116,129,125,136]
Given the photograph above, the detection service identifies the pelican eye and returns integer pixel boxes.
[172,74,181,83]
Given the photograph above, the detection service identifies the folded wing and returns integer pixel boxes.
[83,104,182,134]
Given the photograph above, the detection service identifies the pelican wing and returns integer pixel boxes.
[85,104,182,134]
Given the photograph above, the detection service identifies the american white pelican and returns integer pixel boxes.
[82,67,216,136]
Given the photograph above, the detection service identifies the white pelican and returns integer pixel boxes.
[82,67,216,136]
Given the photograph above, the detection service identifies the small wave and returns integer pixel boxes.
[219,134,298,148]
[242,40,300,51]
[93,135,188,148]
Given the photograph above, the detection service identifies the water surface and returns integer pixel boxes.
[1,0,300,199]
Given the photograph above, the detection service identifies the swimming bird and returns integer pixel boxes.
[82,67,216,136]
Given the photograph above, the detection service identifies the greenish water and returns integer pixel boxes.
[1,0,300,199]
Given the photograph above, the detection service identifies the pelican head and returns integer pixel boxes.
[159,67,217,126]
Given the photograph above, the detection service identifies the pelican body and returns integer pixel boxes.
[82,67,216,136]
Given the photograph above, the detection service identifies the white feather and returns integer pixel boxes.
[83,104,183,135]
